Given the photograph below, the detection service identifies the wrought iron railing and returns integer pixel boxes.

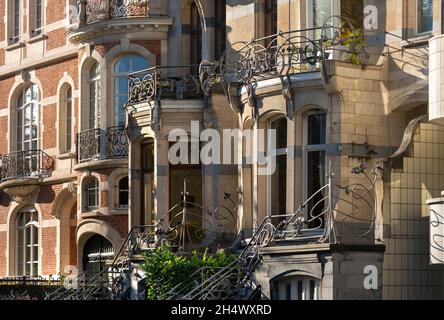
[77,128,101,163]
[165,163,382,300]
[46,181,242,300]
[80,0,149,25]
[106,126,129,159]
[199,16,369,113]
[126,65,203,106]
[77,127,129,163]
[0,150,55,182]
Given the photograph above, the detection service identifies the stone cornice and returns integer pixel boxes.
[67,16,174,44]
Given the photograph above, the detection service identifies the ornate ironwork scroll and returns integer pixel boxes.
[86,0,106,24]
[77,128,101,163]
[1,150,55,181]
[106,126,129,159]
[110,0,148,19]
[430,208,444,264]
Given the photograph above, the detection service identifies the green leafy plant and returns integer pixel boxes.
[339,28,369,65]
[141,246,237,300]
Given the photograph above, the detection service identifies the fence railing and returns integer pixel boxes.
[81,0,149,25]
[77,126,129,163]
[0,149,55,182]
[126,65,203,106]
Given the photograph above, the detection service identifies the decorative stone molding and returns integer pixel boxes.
[1,179,41,204]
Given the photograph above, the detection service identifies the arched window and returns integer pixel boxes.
[83,177,99,212]
[17,84,40,152]
[304,111,327,229]
[17,207,39,276]
[89,62,100,129]
[113,55,148,126]
[117,176,129,208]
[271,276,320,300]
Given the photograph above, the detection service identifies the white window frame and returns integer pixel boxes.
[117,176,129,209]
[16,208,40,277]
[30,0,44,37]
[415,0,434,35]
[88,62,101,130]
[11,0,21,43]
[112,55,148,127]
[84,177,100,212]
[65,86,73,153]
[16,84,41,152]
[302,110,327,226]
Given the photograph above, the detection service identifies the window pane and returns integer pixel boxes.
[297,280,303,300]
[312,0,333,38]
[418,0,433,33]
[307,113,326,145]
[307,151,326,228]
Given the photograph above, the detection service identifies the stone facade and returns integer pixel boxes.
[0,0,443,300]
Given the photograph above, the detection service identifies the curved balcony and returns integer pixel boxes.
[76,126,129,170]
[82,0,148,25]
[0,150,55,203]
[67,0,173,43]
[126,65,203,107]
[0,149,54,182]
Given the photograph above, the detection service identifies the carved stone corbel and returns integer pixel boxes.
[281,76,294,120]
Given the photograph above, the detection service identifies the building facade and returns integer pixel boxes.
[0,0,444,300]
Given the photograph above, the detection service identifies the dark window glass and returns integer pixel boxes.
[118,176,129,208]
[307,113,326,145]
[215,0,226,60]
[190,3,202,68]
[417,0,433,33]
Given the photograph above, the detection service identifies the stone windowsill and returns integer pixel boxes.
[27,33,48,44]
[57,152,76,160]
[401,33,433,48]
[5,41,25,51]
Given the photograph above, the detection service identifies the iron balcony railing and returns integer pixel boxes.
[0,149,55,182]
[79,0,149,25]
[126,65,203,106]
[77,126,129,163]
[199,16,369,101]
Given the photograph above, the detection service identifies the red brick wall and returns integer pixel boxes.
[0,0,5,42]
[0,231,6,276]
[46,0,66,24]
[38,184,62,220]
[0,116,8,155]
[0,49,4,67]
[43,103,57,149]
[132,40,161,64]
[35,57,79,97]
[46,28,67,51]
[94,42,120,57]
[42,227,57,275]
